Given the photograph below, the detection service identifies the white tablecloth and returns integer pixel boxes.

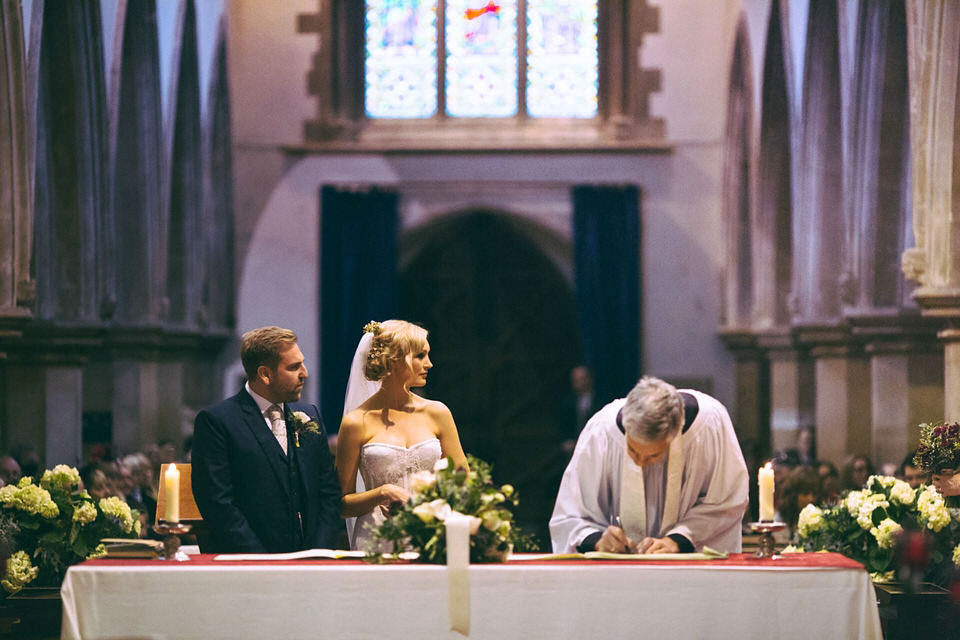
[61,553,882,639]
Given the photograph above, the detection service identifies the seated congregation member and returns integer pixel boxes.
[192,326,342,553]
[550,376,749,554]
[337,320,468,550]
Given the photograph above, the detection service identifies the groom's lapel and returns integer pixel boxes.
[237,391,290,495]
[286,403,314,495]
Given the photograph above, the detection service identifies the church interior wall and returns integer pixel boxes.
[3,0,955,497]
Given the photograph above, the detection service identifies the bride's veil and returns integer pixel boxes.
[342,331,381,545]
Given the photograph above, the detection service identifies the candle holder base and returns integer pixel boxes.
[748,522,786,559]
[152,522,193,561]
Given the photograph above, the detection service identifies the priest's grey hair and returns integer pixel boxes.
[621,376,685,443]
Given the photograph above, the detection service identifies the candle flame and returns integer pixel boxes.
[168,463,177,473]
[763,461,773,471]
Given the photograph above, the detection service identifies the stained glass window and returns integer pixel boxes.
[364,1,597,119]
[527,2,598,117]
[365,1,438,118]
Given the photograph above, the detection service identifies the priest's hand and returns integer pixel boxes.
[597,526,638,553]
[638,536,679,554]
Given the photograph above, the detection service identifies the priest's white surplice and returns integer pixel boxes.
[549,390,749,553]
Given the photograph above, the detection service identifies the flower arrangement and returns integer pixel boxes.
[368,454,537,563]
[793,475,960,584]
[0,465,140,594]
[914,422,960,474]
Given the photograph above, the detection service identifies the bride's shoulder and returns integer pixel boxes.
[419,397,453,417]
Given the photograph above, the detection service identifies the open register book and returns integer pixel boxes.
[510,547,729,561]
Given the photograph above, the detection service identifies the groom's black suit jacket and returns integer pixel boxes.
[191,389,342,553]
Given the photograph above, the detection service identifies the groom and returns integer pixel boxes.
[192,326,343,552]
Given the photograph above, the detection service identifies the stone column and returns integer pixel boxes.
[3,363,83,467]
[718,329,770,460]
[867,340,944,467]
[112,359,160,455]
[760,332,814,456]
[903,1,960,419]
[812,343,872,467]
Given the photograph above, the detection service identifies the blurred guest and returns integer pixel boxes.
[559,365,601,453]
[900,450,930,489]
[840,453,875,491]
[79,464,112,500]
[0,455,20,486]
[817,460,841,505]
[11,444,39,481]
[780,426,816,467]
[778,466,820,540]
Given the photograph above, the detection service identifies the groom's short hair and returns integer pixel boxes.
[620,376,684,443]
[241,326,298,379]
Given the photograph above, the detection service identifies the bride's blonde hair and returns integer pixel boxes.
[363,320,428,381]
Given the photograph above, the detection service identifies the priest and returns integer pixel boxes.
[550,376,748,554]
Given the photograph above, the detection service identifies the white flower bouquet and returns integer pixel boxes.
[369,454,537,563]
[0,465,140,594]
[796,474,960,583]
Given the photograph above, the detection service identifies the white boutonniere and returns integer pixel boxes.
[287,410,322,447]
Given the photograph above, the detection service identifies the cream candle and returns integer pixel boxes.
[164,463,180,523]
[758,461,775,521]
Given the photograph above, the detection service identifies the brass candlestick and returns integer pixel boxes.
[152,522,193,561]
[748,522,786,558]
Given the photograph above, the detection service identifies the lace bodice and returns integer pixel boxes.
[351,438,442,550]
[358,438,442,492]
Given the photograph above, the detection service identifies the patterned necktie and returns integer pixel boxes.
[266,404,288,455]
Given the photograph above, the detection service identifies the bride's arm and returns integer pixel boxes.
[431,402,469,472]
[336,414,409,517]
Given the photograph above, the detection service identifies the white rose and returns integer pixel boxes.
[433,458,449,472]
[293,411,311,423]
[409,470,436,493]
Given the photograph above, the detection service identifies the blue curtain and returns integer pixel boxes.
[320,186,399,430]
[572,185,641,405]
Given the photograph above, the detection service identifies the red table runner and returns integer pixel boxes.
[82,551,863,570]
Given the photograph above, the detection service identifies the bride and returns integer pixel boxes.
[336,319,469,550]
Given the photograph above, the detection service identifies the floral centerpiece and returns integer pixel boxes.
[368,454,537,563]
[0,465,140,594]
[793,474,960,584]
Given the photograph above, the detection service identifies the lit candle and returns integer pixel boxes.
[758,461,775,521]
[164,463,180,523]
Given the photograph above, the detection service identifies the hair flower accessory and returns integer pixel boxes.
[363,321,382,335]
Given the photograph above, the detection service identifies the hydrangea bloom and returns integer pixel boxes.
[889,479,915,506]
[856,493,890,531]
[40,464,82,492]
[870,518,903,549]
[917,486,951,532]
[99,496,135,533]
[0,481,58,519]
[72,501,98,524]
[1,550,38,594]
[797,503,824,538]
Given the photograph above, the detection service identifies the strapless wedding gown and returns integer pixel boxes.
[351,437,442,551]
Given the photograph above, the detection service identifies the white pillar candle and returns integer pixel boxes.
[164,463,180,523]
[758,461,775,521]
